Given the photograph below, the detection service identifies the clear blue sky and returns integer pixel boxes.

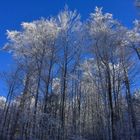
[0,0,139,95]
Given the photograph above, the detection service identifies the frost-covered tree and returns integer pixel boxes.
[87,7,139,140]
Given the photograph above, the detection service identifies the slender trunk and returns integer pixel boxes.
[124,68,137,139]
[106,65,115,140]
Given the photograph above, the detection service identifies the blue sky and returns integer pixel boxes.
[0,0,139,95]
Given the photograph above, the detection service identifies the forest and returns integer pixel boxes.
[0,6,140,140]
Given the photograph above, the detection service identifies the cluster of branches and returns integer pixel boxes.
[0,7,140,140]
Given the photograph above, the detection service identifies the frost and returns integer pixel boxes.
[0,96,6,109]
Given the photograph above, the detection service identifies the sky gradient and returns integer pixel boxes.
[0,0,139,95]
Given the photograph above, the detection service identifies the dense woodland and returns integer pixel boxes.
[0,6,140,140]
